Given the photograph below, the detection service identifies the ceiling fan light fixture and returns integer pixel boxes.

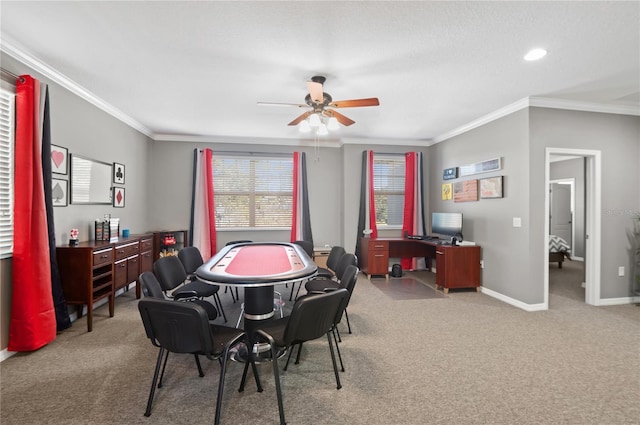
[308,113,321,127]
[299,120,311,133]
[327,116,339,130]
[317,123,328,136]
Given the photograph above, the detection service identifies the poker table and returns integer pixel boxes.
[196,241,317,324]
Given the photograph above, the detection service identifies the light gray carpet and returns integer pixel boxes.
[1,273,639,425]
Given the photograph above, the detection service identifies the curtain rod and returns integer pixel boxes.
[200,149,292,158]
[0,67,25,83]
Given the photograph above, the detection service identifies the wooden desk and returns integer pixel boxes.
[359,238,481,293]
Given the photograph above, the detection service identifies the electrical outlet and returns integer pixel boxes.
[618,266,625,277]
[480,260,484,269]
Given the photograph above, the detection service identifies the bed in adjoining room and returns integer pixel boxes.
[549,234,572,268]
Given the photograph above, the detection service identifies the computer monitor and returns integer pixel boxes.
[431,212,463,238]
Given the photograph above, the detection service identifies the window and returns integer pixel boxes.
[212,155,293,229]
[373,155,405,227]
[0,85,15,259]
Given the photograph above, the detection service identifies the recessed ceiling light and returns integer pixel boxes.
[524,48,547,61]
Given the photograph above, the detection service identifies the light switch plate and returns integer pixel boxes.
[513,217,522,227]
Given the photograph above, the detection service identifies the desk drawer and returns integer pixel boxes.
[93,248,114,267]
[367,240,388,251]
[114,241,139,260]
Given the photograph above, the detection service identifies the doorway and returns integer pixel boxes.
[544,148,601,308]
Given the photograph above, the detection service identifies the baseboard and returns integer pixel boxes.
[1,283,138,362]
[596,296,640,306]
[480,287,548,311]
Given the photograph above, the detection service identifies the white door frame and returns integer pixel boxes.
[544,148,601,307]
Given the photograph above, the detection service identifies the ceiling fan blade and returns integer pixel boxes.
[288,110,313,126]
[307,81,324,104]
[324,109,355,126]
[257,101,308,108]
[329,97,380,108]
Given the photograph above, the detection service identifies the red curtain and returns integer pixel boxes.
[8,75,56,351]
[401,152,426,270]
[191,148,216,258]
[367,150,378,239]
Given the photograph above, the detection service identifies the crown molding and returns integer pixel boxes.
[1,38,153,137]
[152,133,345,148]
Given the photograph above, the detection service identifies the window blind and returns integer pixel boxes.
[212,156,293,229]
[373,156,405,227]
[0,87,15,258]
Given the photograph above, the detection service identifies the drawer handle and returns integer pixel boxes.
[436,251,443,255]
[101,254,108,259]
[374,244,385,248]
[374,254,385,257]
[119,263,126,268]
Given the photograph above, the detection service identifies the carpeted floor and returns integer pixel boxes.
[1,271,639,425]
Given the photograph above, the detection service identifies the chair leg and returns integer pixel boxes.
[239,347,263,393]
[332,328,345,372]
[158,350,170,388]
[294,342,303,365]
[284,344,295,371]
[345,308,352,334]
[327,332,342,390]
[145,348,165,417]
[194,354,205,377]
[234,287,240,302]
[214,347,231,425]
[225,286,237,303]
[335,325,342,343]
[214,293,228,323]
[269,345,286,425]
[288,282,297,301]
[236,303,245,329]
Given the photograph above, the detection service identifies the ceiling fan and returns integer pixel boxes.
[257,76,380,130]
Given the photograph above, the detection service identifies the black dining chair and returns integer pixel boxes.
[239,289,349,425]
[316,245,346,279]
[138,298,262,425]
[304,253,357,333]
[290,265,359,372]
[153,255,227,322]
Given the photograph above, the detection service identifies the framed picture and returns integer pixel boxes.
[480,176,504,199]
[443,167,458,180]
[113,186,125,208]
[459,157,502,177]
[51,145,68,175]
[113,162,125,184]
[453,179,479,202]
[442,183,453,200]
[51,178,68,207]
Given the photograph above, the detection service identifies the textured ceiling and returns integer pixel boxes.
[1,1,638,146]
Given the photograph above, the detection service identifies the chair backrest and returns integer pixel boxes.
[335,265,359,323]
[283,289,349,346]
[139,271,166,299]
[153,255,189,291]
[292,240,313,258]
[178,246,204,275]
[334,253,357,281]
[138,298,213,357]
[326,246,346,271]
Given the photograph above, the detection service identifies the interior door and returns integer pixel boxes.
[550,183,572,245]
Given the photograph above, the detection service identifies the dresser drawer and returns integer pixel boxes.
[93,248,114,267]
[140,238,153,251]
[368,240,388,251]
[114,241,139,260]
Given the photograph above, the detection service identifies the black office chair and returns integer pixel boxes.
[138,271,218,380]
[304,253,357,333]
[138,298,262,425]
[291,265,359,372]
[177,246,228,322]
[153,255,227,322]
[316,245,345,279]
[224,240,253,302]
[239,289,349,425]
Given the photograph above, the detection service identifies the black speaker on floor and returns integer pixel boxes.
[391,264,402,278]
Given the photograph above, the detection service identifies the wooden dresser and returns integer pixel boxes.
[56,234,153,331]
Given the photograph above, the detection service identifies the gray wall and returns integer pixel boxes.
[550,158,586,258]
[529,107,640,300]
[429,109,533,302]
[0,53,152,352]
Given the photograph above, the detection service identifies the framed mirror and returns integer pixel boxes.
[70,155,113,204]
